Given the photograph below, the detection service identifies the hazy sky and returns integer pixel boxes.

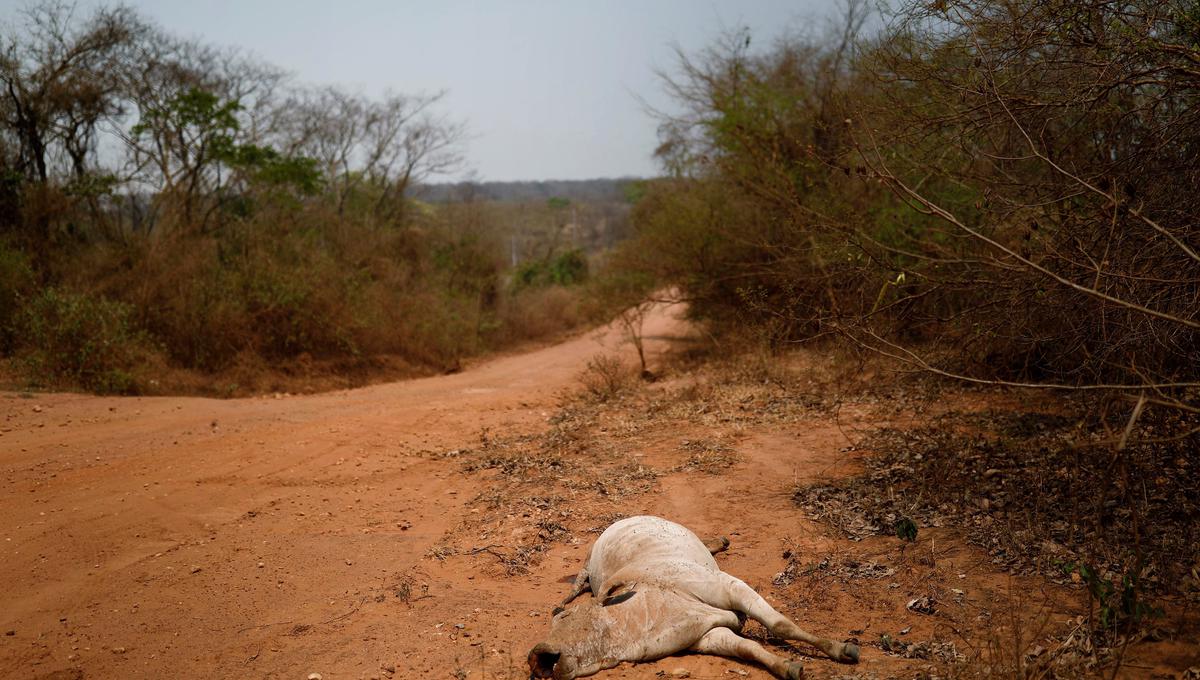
[2,0,839,182]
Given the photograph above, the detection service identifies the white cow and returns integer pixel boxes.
[528,515,860,679]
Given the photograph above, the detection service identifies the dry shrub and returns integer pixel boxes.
[379,288,485,369]
[793,407,1200,612]
[8,197,591,393]
[94,228,363,372]
[493,285,584,345]
[949,588,1095,680]
[578,353,634,402]
[851,0,1200,394]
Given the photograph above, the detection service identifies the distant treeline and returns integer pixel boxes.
[413,178,641,204]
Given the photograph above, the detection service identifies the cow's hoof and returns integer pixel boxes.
[841,642,860,664]
[785,660,805,680]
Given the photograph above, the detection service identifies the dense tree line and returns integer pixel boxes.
[0,2,593,394]
[413,178,638,204]
[620,0,1198,417]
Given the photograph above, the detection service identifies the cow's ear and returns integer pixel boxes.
[601,590,637,606]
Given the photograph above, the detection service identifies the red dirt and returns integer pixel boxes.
[0,304,1184,680]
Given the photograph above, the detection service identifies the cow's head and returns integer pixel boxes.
[527,588,643,679]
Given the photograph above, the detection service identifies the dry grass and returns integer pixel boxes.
[788,401,1200,676]
[426,345,916,579]
[672,437,739,474]
[577,353,636,403]
[793,408,1200,594]
[429,389,664,575]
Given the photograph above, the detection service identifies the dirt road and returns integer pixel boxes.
[0,304,1090,680]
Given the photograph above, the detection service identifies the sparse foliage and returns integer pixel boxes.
[578,353,633,402]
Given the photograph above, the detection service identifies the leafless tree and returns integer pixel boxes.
[0,1,145,184]
[274,85,364,214]
[276,86,463,221]
[363,91,465,221]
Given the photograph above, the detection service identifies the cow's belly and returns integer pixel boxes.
[615,588,742,663]
[587,516,718,592]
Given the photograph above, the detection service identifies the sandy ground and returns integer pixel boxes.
[1,304,1187,680]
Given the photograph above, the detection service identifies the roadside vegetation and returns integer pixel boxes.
[0,2,634,395]
[624,0,1198,406]
[596,0,1199,675]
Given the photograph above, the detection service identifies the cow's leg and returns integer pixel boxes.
[559,567,590,608]
[690,627,804,680]
[703,535,731,555]
[701,574,859,664]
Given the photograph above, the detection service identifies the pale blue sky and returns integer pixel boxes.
[2,1,839,181]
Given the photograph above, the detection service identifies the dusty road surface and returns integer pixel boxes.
[3,307,687,680]
[5,303,1181,680]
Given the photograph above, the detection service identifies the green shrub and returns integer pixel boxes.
[15,287,158,393]
[548,249,588,286]
[0,240,35,352]
[512,249,589,290]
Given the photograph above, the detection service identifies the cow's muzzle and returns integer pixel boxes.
[528,643,561,679]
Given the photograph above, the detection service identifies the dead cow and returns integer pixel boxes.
[528,515,860,679]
